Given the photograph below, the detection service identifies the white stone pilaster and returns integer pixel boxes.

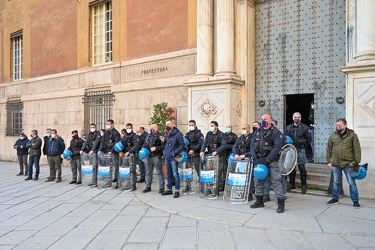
[215,0,236,76]
[196,0,213,77]
[355,0,375,60]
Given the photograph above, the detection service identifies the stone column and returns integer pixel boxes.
[355,0,375,60]
[196,0,213,77]
[215,0,235,76]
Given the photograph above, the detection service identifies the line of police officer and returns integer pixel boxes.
[76,112,310,211]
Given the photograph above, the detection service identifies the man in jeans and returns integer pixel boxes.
[25,130,42,181]
[46,129,65,183]
[326,118,362,208]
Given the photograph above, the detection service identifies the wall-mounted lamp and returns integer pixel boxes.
[259,100,265,107]
[336,97,345,104]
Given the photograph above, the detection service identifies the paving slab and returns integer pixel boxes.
[1,161,375,249]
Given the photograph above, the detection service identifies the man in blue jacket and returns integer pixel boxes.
[46,129,65,183]
[160,120,185,198]
[14,132,29,176]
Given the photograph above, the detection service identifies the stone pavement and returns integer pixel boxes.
[0,161,374,250]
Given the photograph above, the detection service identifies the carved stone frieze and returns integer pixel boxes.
[199,98,217,118]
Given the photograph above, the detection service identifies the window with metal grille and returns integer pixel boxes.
[83,90,114,135]
[11,32,23,80]
[6,100,23,136]
[92,1,112,65]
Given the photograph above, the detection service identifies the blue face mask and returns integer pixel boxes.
[241,130,247,135]
[209,126,215,132]
[225,127,231,133]
[261,120,268,127]
[294,119,301,124]
[150,129,155,134]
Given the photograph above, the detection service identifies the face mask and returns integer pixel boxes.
[252,127,258,133]
[294,119,301,124]
[261,120,268,127]
[150,129,155,134]
[106,125,111,130]
[100,133,104,137]
[90,128,95,133]
[225,127,231,133]
[166,126,171,131]
[241,130,247,135]
[137,133,141,136]
[311,105,315,109]
[209,126,215,132]
[20,136,24,140]
[46,133,50,137]
[126,128,132,134]
[189,126,194,131]
[337,126,344,132]
[51,134,56,138]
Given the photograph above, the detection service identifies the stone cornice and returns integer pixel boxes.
[341,62,375,73]
[184,75,245,87]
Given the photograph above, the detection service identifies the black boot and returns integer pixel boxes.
[250,196,264,208]
[277,199,285,213]
[299,165,307,194]
[287,171,296,191]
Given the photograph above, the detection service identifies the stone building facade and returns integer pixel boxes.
[0,0,374,198]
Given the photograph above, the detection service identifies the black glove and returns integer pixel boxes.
[255,158,269,167]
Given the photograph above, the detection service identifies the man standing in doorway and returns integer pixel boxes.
[326,118,361,208]
[285,112,311,194]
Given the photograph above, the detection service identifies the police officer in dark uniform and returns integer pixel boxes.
[142,124,165,193]
[68,130,84,184]
[185,120,204,177]
[98,119,120,184]
[135,127,148,183]
[80,123,102,186]
[285,112,311,194]
[200,121,227,193]
[223,125,238,191]
[250,113,287,213]
[117,123,138,190]
[233,123,253,200]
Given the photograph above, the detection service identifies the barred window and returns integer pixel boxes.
[6,100,23,136]
[11,31,23,80]
[83,90,114,135]
[92,1,112,65]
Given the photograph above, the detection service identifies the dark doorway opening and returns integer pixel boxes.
[284,93,314,161]
[284,94,314,128]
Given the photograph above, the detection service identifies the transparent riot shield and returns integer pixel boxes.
[97,154,113,188]
[179,157,197,195]
[81,153,96,187]
[199,155,219,199]
[223,158,252,204]
[118,154,135,191]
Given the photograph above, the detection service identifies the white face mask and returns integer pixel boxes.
[51,134,56,138]
[100,133,104,137]
[189,126,195,131]
[311,105,315,109]
[137,133,141,136]
[126,128,132,134]
[106,125,111,130]
[20,136,24,140]
[90,128,95,133]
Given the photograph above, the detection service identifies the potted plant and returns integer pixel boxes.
[149,102,175,178]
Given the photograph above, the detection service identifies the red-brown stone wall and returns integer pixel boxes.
[29,0,77,77]
[126,0,189,59]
